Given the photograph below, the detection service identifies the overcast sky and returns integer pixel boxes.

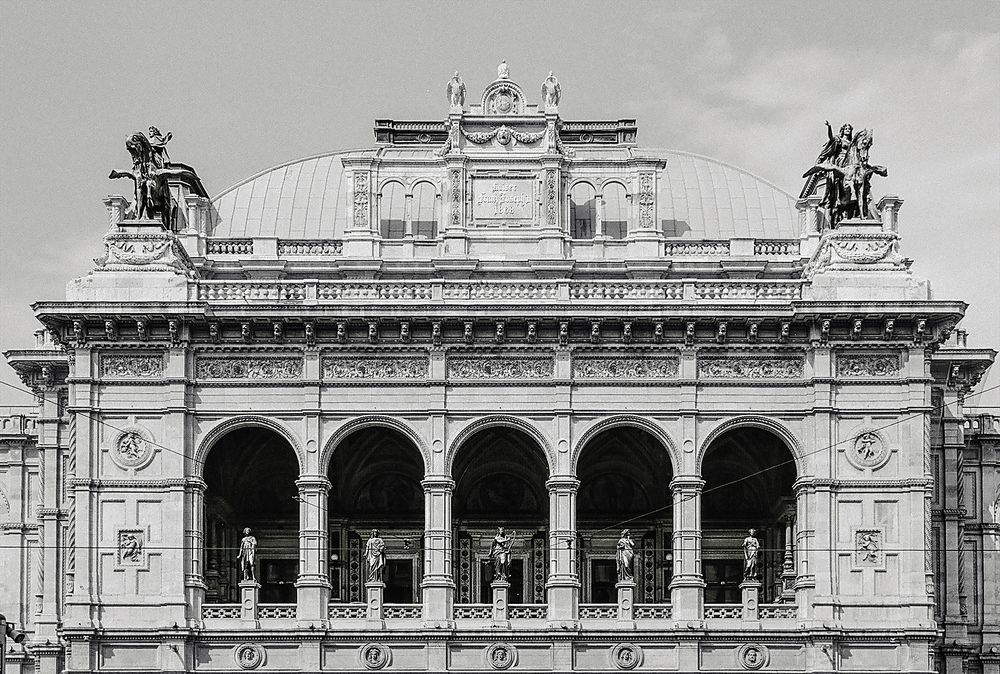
[1,1,998,407]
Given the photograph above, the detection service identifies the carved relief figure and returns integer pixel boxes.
[855,432,880,461]
[117,431,144,461]
[540,71,561,109]
[446,72,466,111]
[490,527,516,581]
[119,532,142,563]
[365,529,386,583]
[616,529,635,582]
[859,532,880,563]
[238,527,257,581]
[743,528,760,580]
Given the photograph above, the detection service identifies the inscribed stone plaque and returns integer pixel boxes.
[473,178,533,220]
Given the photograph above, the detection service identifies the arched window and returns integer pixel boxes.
[379,182,406,239]
[412,183,437,239]
[570,183,596,239]
[603,183,628,240]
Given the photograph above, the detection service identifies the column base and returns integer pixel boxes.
[421,579,455,629]
[669,577,705,621]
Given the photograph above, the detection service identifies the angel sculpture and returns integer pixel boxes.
[446,72,466,111]
[802,121,887,228]
[541,71,561,110]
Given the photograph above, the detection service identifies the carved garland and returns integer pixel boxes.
[100,354,164,378]
[461,125,545,145]
[836,353,900,378]
[196,357,303,379]
[697,356,803,379]
[573,357,679,380]
[322,357,428,380]
[448,357,553,379]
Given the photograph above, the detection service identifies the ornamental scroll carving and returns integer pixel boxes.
[837,353,900,377]
[353,172,370,228]
[573,357,679,380]
[637,173,655,228]
[322,357,428,380]
[448,357,553,380]
[698,356,803,379]
[101,354,164,378]
[544,169,558,227]
[450,169,463,227]
[196,357,302,379]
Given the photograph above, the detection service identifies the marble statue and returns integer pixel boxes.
[802,121,887,227]
[446,72,466,111]
[497,60,510,80]
[743,528,760,580]
[616,529,635,582]
[238,527,257,581]
[490,527,516,581]
[109,128,184,227]
[541,71,561,109]
[365,529,386,583]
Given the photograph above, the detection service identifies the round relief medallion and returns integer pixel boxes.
[360,643,390,670]
[612,643,643,670]
[111,427,155,470]
[233,643,265,670]
[486,642,517,670]
[737,643,769,670]
[846,429,890,470]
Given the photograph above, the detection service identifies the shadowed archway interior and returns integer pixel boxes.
[202,427,299,603]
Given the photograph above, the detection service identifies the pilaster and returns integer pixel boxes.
[669,475,704,620]
[296,475,331,625]
[546,476,579,626]
[421,476,455,627]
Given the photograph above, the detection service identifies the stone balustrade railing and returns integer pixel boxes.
[383,604,422,619]
[201,604,240,620]
[258,604,297,620]
[454,604,491,620]
[196,279,803,303]
[579,604,617,619]
[758,604,797,619]
[508,605,547,620]
[704,604,742,619]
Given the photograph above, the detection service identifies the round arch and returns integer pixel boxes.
[696,415,805,477]
[571,415,680,475]
[446,415,554,475]
[194,415,305,476]
[376,178,406,193]
[410,178,440,197]
[599,179,631,198]
[320,416,430,475]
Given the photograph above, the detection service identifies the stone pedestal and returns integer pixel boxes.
[491,580,510,628]
[617,580,636,627]
[239,580,260,627]
[741,579,761,623]
[366,581,386,628]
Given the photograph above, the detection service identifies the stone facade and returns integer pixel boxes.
[2,65,997,673]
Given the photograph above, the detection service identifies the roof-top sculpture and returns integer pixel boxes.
[801,121,887,228]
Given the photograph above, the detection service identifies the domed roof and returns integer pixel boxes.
[208,148,799,240]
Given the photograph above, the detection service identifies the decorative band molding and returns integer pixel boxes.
[835,353,901,378]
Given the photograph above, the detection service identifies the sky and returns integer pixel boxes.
[1,0,998,407]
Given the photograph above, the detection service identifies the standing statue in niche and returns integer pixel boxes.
[802,121,887,228]
[446,71,466,111]
[743,528,760,580]
[108,127,185,227]
[238,527,257,581]
[365,529,386,583]
[541,71,561,110]
[490,527,516,581]
[616,529,635,582]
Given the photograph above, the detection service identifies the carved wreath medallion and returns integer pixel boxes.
[486,642,517,670]
[360,643,390,670]
[846,428,890,470]
[111,427,155,470]
[234,643,265,670]
[737,643,769,670]
[612,643,643,670]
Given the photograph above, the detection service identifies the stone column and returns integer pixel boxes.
[422,476,455,627]
[296,476,331,625]
[185,478,208,626]
[780,506,797,602]
[546,476,580,626]
[669,476,705,620]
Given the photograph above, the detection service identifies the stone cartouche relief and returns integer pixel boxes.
[612,643,643,670]
[486,642,517,670]
[100,353,164,378]
[447,356,553,380]
[322,356,428,380]
[836,353,901,377]
[697,356,804,379]
[196,357,303,380]
[359,643,390,670]
[572,357,679,380]
[854,528,884,568]
[737,643,769,670]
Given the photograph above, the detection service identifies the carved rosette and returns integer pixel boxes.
[637,172,655,228]
[573,357,679,380]
[805,230,904,278]
[737,643,769,670]
[448,357,553,380]
[100,353,164,379]
[353,171,370,228]
[94,230,195,276]
[196,357,303,379]
[322,357,428,380]
[234,643,265,670]
[698,356,803,379]
[612,643,643,670]
[836,353,900,378]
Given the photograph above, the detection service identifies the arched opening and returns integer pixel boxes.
[328,427,425,604]
[203,426,300,603]
[603,183,628,240]
[570,183,596,239]
[379,181,406,239]
[452,427,549,605]
[700,427,797,604]
[412,182,437,239]
[577,427,674,603]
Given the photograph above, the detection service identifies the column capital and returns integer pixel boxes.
[669,475,705,491]
[295,475,332,491]
[546,476,580,491]
[421,476,455,491]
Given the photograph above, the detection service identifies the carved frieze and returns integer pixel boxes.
[100,353,164,378]
[196,357,302,379]
[836,353,900,378]
[697,356,803,379]
[573,357,679,380]
[804,230,905,278]
[322,356,428,380]
[94,230,195,276]
[448,356,553,380]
